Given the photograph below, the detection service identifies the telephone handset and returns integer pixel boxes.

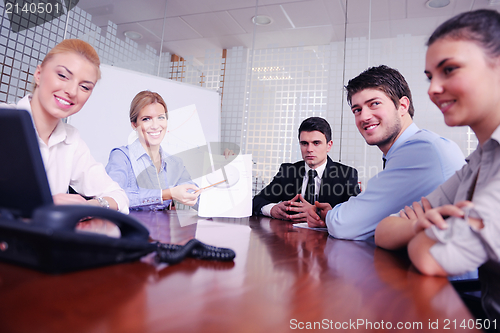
[0,205,155,273]
[32,205,150,241]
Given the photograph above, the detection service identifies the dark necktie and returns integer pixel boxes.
[382,157,387,170]
[305,169,318,204]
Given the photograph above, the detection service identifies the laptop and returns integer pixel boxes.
[0,108,53,218]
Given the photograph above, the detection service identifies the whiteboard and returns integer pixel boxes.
[69,64,221,165]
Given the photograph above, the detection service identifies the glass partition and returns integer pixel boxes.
[0,0,487,190]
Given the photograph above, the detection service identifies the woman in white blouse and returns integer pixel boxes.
[9,39,129,213]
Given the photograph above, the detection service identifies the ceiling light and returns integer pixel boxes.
[124,31,143,40]
[252,15,272,26]
[426,0,451,8]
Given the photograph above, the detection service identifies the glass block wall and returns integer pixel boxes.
[0,3,160,104]
[243,45,334,185]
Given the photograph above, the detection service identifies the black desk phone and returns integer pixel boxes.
[0,108,234,274]
[0,205,155,273]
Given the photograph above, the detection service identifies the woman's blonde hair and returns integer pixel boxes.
[130,91,168,124]
[33,39,101,90]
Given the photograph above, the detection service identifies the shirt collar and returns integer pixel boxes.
[488,123,500,147]
[129,138,167,168]
[304,157,328,178]
[48,120,71,147]
[384,122,419,159]
[129,138,150,162]
[468,123,500,169]
[19,94,73,147]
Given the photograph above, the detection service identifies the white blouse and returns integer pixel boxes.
[8,95,129,214]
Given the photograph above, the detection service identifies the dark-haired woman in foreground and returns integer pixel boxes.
[375,9,500,277]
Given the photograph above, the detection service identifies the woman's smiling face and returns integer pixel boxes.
[33,52,97,122]
[133,102,168,150]
[425,38,500,135]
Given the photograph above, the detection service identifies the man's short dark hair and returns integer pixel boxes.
[298,117,332,142]
[345,65,415,118]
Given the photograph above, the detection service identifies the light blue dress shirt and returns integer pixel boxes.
[326,123,466,240]
[106,139,196,210]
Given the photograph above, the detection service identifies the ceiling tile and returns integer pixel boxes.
[280,0,331,27]
[181,12,246,38]
[162,0,214,17]
[387,0,406,19]
[347,0,392,23]
[228,6,292,33]
[133,17,203,42]
[116,21,162,43]
[92,0,167,23]
[407,0,455,18]
[388,16,444,38]
[324,0,347,25]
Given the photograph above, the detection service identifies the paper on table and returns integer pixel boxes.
[293,222,328,232]
[197,154,252,218]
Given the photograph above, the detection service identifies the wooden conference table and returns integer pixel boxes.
[0,211,480,333]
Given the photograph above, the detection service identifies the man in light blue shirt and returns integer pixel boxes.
[307,65,465,240]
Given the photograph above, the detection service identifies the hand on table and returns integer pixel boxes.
[52,193,88,205]
[76,218,121,238]
[306,202,332,228]
[285,194,315,222]
[270,201,293,220]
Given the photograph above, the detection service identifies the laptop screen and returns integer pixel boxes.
[0,108,53,218]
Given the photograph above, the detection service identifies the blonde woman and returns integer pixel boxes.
[3,39,128,213]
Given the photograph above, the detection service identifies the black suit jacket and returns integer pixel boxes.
[253,156,360,215]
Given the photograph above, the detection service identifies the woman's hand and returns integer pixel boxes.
[53,193,118,210]
[413,197,469,233]
[223,148,235,159]
[53,193,88,205]
[168,184,200,206]
[76,218,121,238]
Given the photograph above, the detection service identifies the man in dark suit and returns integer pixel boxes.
[253,117,360,221]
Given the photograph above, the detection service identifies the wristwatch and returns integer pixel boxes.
[95,197,110,209]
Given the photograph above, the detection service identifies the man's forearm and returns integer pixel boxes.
[325,203,377,240]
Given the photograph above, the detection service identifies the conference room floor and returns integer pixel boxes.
[0,211,481,333]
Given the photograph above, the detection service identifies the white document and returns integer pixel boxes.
[197,154,252,218]
[293,222,329,232]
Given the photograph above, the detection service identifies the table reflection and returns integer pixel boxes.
[0,213,478,333]
[131,210,197,244]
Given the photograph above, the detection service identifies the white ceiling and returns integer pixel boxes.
[78,0,500,58]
